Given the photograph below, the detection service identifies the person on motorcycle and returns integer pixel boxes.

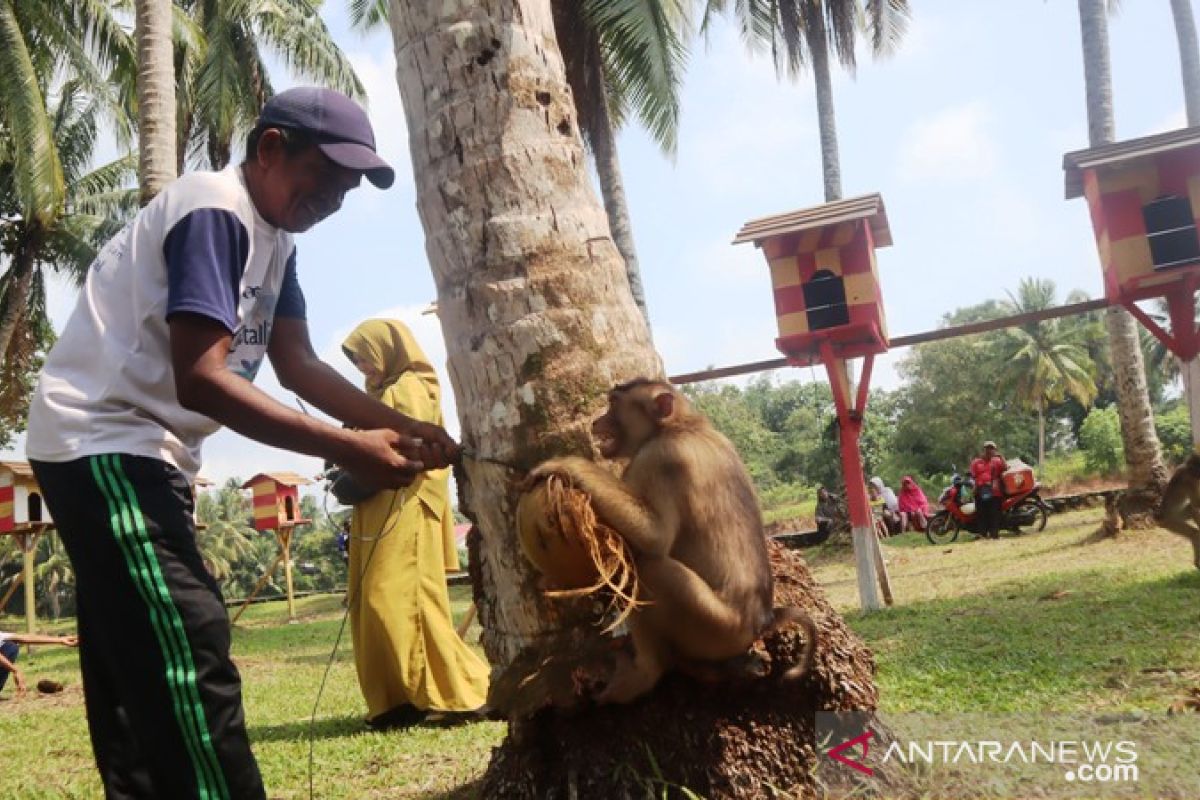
[970,441,1008,539]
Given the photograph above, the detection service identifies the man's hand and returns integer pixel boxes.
[401,420,460,470]
[61,635,78,647]
[12,667,25,694]
[339,428,426,489]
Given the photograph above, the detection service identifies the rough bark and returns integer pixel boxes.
[0,243,36,364]
[1172,0,1200,126]
[1078,0,1168,525]
[807,19,842,203]
[135,0,177,204]
[1171,0,1200,449]
[387,1,884,795]
[387,0,660,673]
[586,68,650,330]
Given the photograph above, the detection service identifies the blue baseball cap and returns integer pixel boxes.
[257,86,395,189]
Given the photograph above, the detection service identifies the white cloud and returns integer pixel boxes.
[897,101,998,183]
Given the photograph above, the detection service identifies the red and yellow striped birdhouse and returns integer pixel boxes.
[734,193,892,366]
[1064,127,1200,360]
[0,461,49,533]
[241,472,311,532]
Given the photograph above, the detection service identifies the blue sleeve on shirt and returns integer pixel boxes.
[274,248,307,320]
[163,208,249,332]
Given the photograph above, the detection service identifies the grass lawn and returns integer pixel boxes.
[2,507,1198,798]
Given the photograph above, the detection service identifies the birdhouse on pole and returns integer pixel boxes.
[735,194,895,611]
[241,472,311,532]
[1064,127,1200,360]
[733,193,892,366]
[0,461,49,533]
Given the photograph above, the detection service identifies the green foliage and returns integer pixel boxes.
[1079,405,1124,475]
[1154,403,1192,467]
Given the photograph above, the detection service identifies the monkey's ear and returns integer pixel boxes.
[652,390,675,421]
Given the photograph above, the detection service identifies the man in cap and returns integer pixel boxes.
[25,87,456,799]
[969,440,1008,540]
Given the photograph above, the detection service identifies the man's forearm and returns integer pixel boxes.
[180,368,358,464]
[9,634,68,646]
[280,358,415,434]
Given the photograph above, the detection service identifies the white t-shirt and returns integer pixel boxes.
[26,166,305,480]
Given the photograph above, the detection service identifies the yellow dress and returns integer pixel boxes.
[348,372,489,716]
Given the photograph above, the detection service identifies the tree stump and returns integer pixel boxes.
[479,542,889,799]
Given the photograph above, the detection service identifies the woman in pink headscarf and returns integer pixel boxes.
[897,476,929,532]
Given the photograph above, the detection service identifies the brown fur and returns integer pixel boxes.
[1154,454,1200,569]
[531,379,818,703]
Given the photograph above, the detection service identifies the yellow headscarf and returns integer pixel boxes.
[342,319,441,412]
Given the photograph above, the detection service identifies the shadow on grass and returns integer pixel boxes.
[249,714,365,744]
[850,568,1200,712]
[418,780,483,800]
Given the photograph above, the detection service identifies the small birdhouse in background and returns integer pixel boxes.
[241,472,311,532]
[734,193,893,365]
[1064,127,1200,359]
[0,461,49,533]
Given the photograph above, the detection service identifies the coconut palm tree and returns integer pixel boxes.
[998,278,1098,466]
[351,0,689,328]
[135,0,177,203]
[1076,0,1169,516]
[703,0,909,202]
[0,0,134,363]
[175,0,365,170]
[383,2,882,795]
[1,83,141,428]
[34,533,75,619]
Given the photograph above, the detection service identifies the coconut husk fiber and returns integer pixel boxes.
[481,542,894,799]
[516,473,644,632]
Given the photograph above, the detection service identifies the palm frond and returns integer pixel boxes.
[864,0,910,57]
[0,1,64,225]
[347,0,389,31]
[586,0,690,154]
[252,0,366,101]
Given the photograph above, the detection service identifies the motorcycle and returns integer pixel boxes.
[925,464,1051,545]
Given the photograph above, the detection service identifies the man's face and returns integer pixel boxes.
[984,446,997,458]
[253,131,362,232]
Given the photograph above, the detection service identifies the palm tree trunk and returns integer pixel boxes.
[0,242,36,363]
[587,64,651,331]
[385,2,883,796]
[135,0,177,204]
[1038,399,1046,468]
[807,18,843,202]
[1169,0,1200,451]
[1078,0,1168,521]
[1172,0,1200,126]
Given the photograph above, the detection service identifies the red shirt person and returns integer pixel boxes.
[969,441,1007,539]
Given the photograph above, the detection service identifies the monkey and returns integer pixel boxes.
[529,378,818,704]
[1154,454,1200,570]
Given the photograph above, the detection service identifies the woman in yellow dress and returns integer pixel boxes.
[342,319,489,729]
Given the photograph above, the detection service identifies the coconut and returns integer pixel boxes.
[516,472,643,630]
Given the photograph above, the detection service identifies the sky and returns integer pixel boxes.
[2,0,1193,490]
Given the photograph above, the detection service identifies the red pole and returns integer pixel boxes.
[821,347,883,610]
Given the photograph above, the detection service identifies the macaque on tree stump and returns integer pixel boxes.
[1154,454,1200,569]
[529,378,817,704]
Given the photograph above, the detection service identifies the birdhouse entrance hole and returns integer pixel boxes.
[803,270,850,331]
[1144,195,1200,271]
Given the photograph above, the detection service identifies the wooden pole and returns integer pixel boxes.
[0,570,21,613]
[670,297,1110,386]
[871,535,894,606]
[230,548,286,624]
[18,531,39,636]
[279,526,296,622]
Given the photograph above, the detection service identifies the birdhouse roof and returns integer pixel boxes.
[240,471,312,489]
[732,193,892,248]
[1063,126,1200,199]
[0,460,35,479]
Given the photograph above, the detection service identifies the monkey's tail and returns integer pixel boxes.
[767,606,819,682]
